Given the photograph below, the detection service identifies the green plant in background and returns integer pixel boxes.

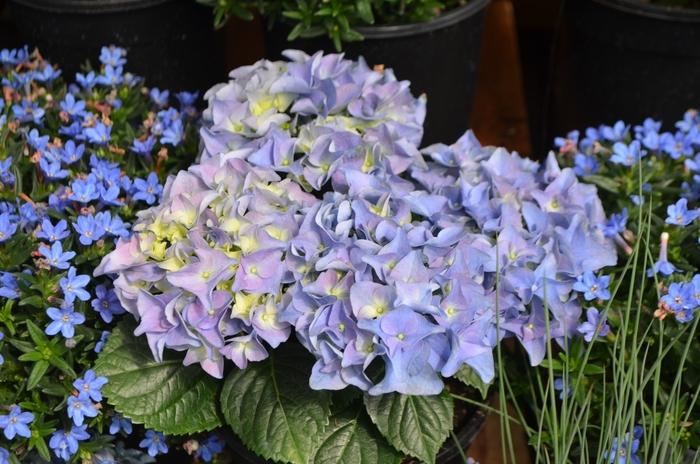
[197,0,468,50]
[502,116,700,463]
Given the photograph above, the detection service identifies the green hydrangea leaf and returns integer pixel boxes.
[94,320,222,435]
[312,408,402,464]
[363,391,454,464]
[220,342,331,464]
[455,365,492,400]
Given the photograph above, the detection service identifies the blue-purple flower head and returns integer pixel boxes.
[96,155,317,378]
[279,182,481,395]
[199,50,426,192]
[412,133,616,374]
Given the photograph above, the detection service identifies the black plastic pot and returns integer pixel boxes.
[7,0,224,92]
[222,405,488,464]
[548,0,700,139]
[265,0,490,146]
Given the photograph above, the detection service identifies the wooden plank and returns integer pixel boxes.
[470,0,532,156]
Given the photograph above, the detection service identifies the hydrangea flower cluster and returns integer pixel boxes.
[198,50,427,191]
[96,154,316,378]
[0,45,223,463]
[100,50,616,397]
[410,133,616,368]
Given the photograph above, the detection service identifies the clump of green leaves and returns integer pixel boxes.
[198,0,468,50]
[0,45,201,463]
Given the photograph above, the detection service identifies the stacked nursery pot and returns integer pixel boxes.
[549,0,700,138]
[263,0,491,145]
[8,0,224,91]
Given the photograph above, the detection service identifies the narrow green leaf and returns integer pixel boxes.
[363,391,454,464]
[584,174,620,193]
[18,351,44,362]
[27,360,50,390]
[94,321,222,435]
[29,435,51,461]
[25,321,48,346]
[355,0,374,23]
[288,23,306,41]
[48,355,76,378]
[220,342,331,464]
[7,338,34,353]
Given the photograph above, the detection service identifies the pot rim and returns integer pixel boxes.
[592,0,700,22]
[7,0,172,14]
[354,0,490,39]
